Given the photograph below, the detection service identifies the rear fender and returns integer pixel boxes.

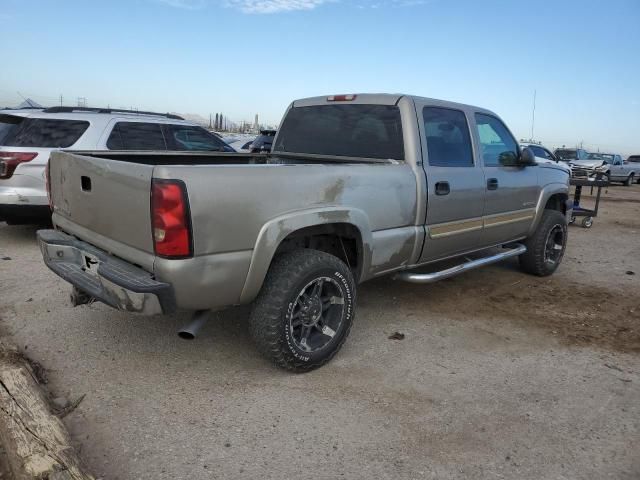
[239,207,372,304]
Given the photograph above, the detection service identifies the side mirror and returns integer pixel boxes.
[518,147,537,166]
[498,151,518,166]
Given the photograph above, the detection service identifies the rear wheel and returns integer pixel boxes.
[519,210,568,277]
[249,249,356,372]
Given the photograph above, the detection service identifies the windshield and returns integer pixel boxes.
[587,153,603,160]
[274,104,405,160]
[555,149,578,161]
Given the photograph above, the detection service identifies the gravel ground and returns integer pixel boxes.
[1,185,639,479]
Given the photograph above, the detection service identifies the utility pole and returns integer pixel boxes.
[60,94,63,106]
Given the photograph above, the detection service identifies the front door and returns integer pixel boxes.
[609,155,625,180]
[473,113,540,246]
[418,105,486,263]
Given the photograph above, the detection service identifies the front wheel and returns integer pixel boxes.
[249,249,356,372]
[624,174,634,186]
[519,210,568,277]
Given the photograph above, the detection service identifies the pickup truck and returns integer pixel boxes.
[596,153,639,185]
[37,94,572,372]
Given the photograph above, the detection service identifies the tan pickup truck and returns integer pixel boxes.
[38,94,572,371]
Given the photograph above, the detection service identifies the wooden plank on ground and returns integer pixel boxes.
[0,349,94,480]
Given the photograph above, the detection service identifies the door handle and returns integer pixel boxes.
[435,181,450,196]
[487,178,499,190]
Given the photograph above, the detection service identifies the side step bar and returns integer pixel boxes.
[393,244,526,284]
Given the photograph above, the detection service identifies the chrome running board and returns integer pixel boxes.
[393,244,526,284]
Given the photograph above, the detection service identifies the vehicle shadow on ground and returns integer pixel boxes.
[0,222,44,244]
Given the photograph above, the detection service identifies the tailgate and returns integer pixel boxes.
[49,151,154,254]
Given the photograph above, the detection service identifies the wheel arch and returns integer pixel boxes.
[528,184,570,236]
[239,207,373,304]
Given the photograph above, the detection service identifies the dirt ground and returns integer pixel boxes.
[0,185,638,479]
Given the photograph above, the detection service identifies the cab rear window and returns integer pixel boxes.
[274,104,404,160]
[0,115,89,148]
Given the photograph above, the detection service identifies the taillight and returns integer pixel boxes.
[327,94,357,102]
[151,179,193,258]
[0,152,38,179]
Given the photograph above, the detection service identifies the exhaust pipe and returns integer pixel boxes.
[178,310,210,340]
[70,286,94,307]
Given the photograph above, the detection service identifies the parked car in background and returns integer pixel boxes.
[0,106,234,224]
[38,93,571,372]
[226,136,256,153]
[249,129,276,153]
[628,155,640,164]
[520,143,569,172]
[554,148,589,162]
[554,148,601,179]
[595,153,639,185]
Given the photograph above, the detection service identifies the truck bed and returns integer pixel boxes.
[48,151,420,296]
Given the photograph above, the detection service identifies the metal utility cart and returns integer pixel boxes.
[569,176,608,228]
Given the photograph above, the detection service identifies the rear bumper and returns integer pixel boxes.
[0,172,48,206]
[37,229,176,315]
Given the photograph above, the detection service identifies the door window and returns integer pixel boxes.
[164,124,230,151]
[423,107,473,167]
[475,114,518,166]
[529,146,547,159]
[107,122,167,150]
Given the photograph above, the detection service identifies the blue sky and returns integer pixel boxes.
[1,0,639,154]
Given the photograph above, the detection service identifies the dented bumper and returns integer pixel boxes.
[37,229,176,315]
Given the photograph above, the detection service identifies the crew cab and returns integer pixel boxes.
[38,94,572,372]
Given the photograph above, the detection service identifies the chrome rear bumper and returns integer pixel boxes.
[37,229,175,315]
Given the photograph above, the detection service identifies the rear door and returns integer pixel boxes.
[473,113,539,246]
[418,103,486,262]
[103,121,167,150]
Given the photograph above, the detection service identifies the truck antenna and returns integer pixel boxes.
[530,90,536,141]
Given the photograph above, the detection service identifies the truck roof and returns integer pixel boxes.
[292,93,497,116]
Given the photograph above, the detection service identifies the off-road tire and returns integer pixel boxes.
[249,249,356,373]
[519,209,568,277]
